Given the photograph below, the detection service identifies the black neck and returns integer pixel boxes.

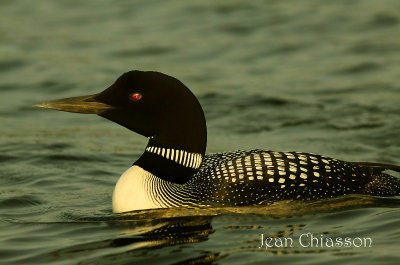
[134,145,202,184]
[135,88,207,184]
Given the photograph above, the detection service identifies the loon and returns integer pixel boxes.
[34,70,400,213]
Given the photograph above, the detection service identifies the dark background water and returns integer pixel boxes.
[1,0,400,264]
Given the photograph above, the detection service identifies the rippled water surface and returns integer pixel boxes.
[1,0,400,264]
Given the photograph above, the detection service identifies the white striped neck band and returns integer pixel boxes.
[145,146,203,169]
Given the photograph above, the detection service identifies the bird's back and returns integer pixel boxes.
[188,150,400,206]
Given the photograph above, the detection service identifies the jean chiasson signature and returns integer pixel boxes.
[259,233,372,249]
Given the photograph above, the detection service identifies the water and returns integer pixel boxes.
[1,0,400,264]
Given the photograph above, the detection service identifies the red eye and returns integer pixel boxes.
[130,93,142,101]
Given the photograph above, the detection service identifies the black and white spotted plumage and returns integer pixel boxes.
[185,150,400,207]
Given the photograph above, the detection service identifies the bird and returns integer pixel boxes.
[34,70,400,213]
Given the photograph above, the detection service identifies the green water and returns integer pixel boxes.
[1,0,400,264]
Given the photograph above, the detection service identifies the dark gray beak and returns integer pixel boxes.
[33,95,115,114]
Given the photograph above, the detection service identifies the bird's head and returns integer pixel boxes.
[35,71,207,152]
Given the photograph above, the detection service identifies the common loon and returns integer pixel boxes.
[34,70,400,213]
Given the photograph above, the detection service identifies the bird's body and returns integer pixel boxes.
[113,149,400,213]
[35,70,400,213]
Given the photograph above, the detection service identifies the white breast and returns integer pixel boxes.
[112,166,166,213]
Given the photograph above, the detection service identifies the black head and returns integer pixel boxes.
[35,70,207,155]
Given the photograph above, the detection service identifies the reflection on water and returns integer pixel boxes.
[19,196,396,264]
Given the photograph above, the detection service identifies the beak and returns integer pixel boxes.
[33,94,115,114]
